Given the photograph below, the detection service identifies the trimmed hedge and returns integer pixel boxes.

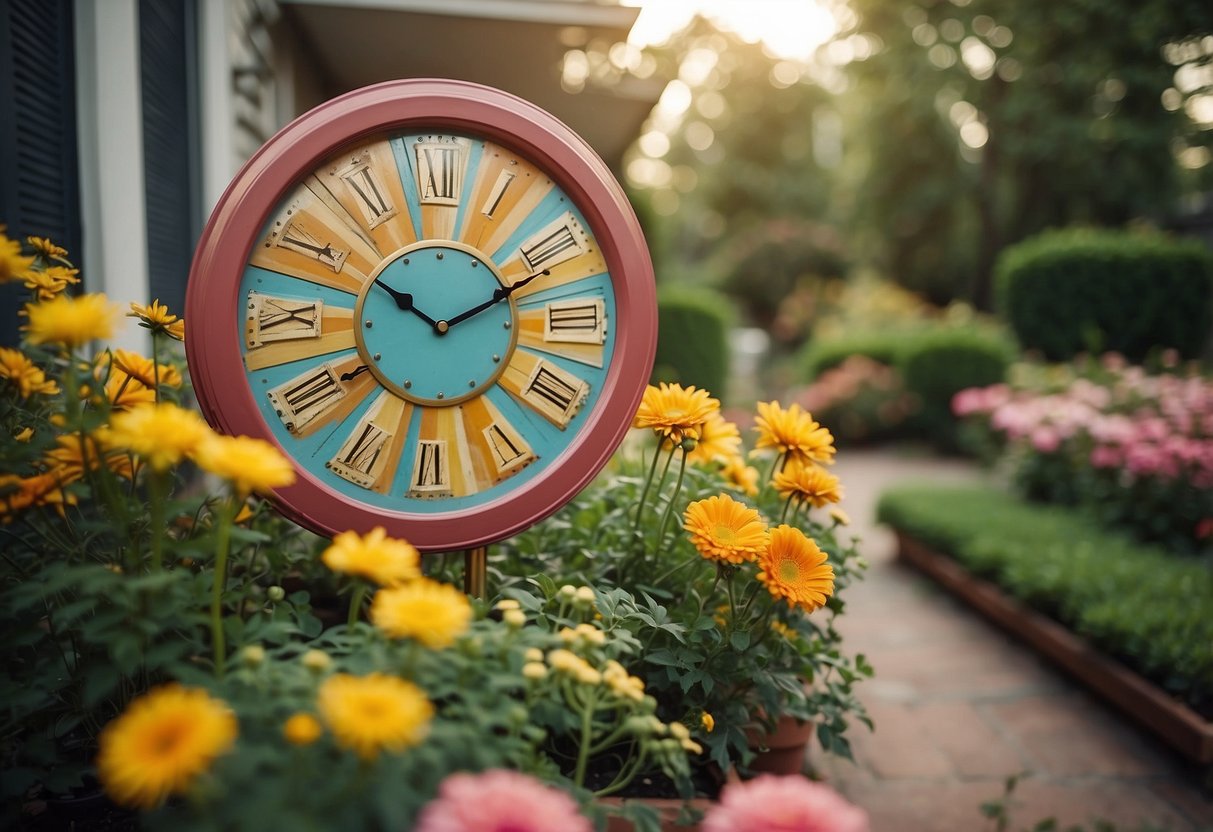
[995,228,1213,362]
[800,330,907,380]
[877,485,1213,716]
[799,326,1013,446]
[896,328,1014,446]
[652,285,732,400]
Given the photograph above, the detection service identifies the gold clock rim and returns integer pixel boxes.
[351,238,519,407]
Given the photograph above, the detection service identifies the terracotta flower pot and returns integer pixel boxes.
[745,714,814,776]
[598,768,737,832]
[601,794,715,832]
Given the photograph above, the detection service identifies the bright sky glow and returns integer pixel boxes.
[624,0,838,62]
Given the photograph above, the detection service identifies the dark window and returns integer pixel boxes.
[139,0,200,315]
[0,0,82,345]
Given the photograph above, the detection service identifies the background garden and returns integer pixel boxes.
[2,0,1213,830]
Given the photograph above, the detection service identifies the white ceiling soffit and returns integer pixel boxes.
[280,0,663,170]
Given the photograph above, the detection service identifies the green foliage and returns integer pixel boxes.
[896,328,1014,446]
[719,219,848,336]
[995,228,1213,361]
[653,286,732,400]
[147,612,684,831]
[0,234,696,828]
[876,485,1213,715]
[839,0,1212,305]
[495,439,872,777]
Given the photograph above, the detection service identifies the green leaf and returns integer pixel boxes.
[730,631,751,650]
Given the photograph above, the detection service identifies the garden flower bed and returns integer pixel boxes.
[0,230,872,830]
[877,484,1213,762]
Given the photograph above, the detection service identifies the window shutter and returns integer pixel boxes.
[0,0,82,344]
[139,0,200,315]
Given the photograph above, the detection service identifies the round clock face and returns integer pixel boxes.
[187,81,655,551]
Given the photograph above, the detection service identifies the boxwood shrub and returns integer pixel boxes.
[652,285,732,399]
[895,328,1014,447]
[799,326,1013,447]
[877,485,1213,716]
[799,330,908,380]
[995,228,1213,362]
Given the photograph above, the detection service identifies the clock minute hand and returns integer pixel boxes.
[442,270,551,330]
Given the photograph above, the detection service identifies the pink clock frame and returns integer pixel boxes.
[186,79,656,552]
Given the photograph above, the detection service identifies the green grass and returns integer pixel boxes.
[877,485,1213,716]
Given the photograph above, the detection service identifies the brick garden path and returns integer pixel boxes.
[816,447,1213,832]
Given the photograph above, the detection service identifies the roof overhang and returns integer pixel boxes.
[280,0,663,170]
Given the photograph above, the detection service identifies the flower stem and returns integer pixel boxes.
[348,584,368,628]
[573,689,598,788]
[151,334,161,405]
[652,553,698,587]
[631,439,664,538]
[210,497,238,679]
[780,494,794,524]
[148,468,166,572]
[652,447,688,556]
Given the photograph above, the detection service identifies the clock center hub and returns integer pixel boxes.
[354,241,517,406]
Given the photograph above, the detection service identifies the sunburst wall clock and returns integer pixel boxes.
[186,79,656,552]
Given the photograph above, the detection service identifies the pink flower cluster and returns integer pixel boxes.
[953,363,1213,489]
[702,774,868,832]
[414,770,591,832]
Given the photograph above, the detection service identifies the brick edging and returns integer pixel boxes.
[894,531,1213,764]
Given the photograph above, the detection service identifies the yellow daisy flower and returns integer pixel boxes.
[106,403,213,471]
[23,265,80,300]
[829,507,851,527]
[673,412,742,465]
[683,493,769,565]
[701,712,715,733]
[757,525,835,614]
[753,401,836,468]
[0,231,36,285]
[24,293,119,348]
[44,433,134,485]
[0,472,75,520]
[282,713,323,746]
[721,454,759,496]
[370,578,472,649]
[27,235,69,260]
[321,526,420,587]
[129,299,185,340]
[193,434,295,497]
[317,673,433,760]
[103,349,183,390]
[633,382,720,444]
[96,684,238,809]
[772,460,844,508]
[0,347,58,397]
[103,374,157,409]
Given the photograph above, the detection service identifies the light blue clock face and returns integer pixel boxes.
[237,130,616,514]
[354,242,516,406]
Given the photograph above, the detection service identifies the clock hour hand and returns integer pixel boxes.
[442,270,550,331]
[374,278,440,328]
